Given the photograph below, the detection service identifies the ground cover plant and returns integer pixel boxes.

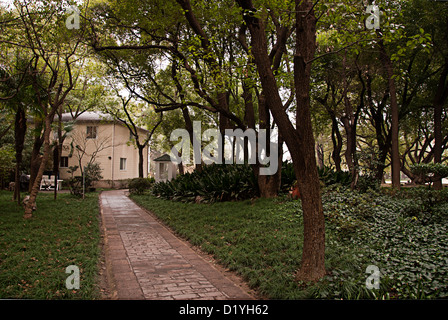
[0,191,101,299]
[132,186,448,299]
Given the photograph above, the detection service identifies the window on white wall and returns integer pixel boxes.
[120,158,127,171]
[60,156,69,168]
[86,126,97,139]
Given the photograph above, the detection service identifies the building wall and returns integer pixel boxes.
[58,121,149,186]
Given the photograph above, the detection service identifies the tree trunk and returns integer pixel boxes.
[237,0,326,282]
[432,59,448,190]
[379,40,401,190]
[255,92,280,198]
[181,106,202,172]
[138,144,145,178]
[24,115,53,218]
[54,105,63,200]
[341,52,360,189]
[293,0,326,282]
[367,72,391,183]
[29,118,44,193]
[14,105,27,205]
[330,116,343,172]
[53,146,59,198]
[245,79,280,198]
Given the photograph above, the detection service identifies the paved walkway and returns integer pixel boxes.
[99,190,253,300]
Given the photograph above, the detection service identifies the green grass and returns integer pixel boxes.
[0,191,101,299]
[131,195,301,298]
[132,187,448,299]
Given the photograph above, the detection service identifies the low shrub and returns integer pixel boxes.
[355,174,380,193]
[321,186,375,238]
[128,177,154,195]
[410,163,448,185]
[152,163,258,203]
[281,163,351,192]
[318,166,351,187]
[68,163,103,197]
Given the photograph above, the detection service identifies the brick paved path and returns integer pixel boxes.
[100,190,253,300]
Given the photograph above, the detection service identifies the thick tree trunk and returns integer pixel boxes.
[237,0,326,282]
[293,0,326,282]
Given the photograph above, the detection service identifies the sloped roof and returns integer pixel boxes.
[154,154,172,162]
[59,111,114,122]
[58,111,149,133]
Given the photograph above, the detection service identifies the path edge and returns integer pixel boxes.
[98,191,118,300]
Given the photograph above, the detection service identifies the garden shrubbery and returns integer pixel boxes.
[281,162,352,192]
[68,163,103,197]
[151,163,258,203]
[128,177,155,195]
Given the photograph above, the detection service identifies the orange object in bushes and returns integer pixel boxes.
[290,184,301,200]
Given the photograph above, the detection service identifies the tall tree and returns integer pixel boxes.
[236,0,326,281]
[0,0,90,218]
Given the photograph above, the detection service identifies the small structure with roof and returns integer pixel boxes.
[154,154,177,182]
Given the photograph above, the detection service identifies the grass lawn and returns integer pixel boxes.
[132,186,448,299]
[0,191,102,299]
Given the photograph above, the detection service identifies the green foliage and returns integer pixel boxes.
[322,186,375,238]
[68,163,103,197]
[318,166,351,187]
[395,187,448,224]
[355,174,381,193]
[128,177,154,195]
[350,189,448,299]
[0,145,15,183]
[280,161,296,192]
[281,163,351,192]
[152,163,258,203]
[84,163,103,188]
[410,163,448,182]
